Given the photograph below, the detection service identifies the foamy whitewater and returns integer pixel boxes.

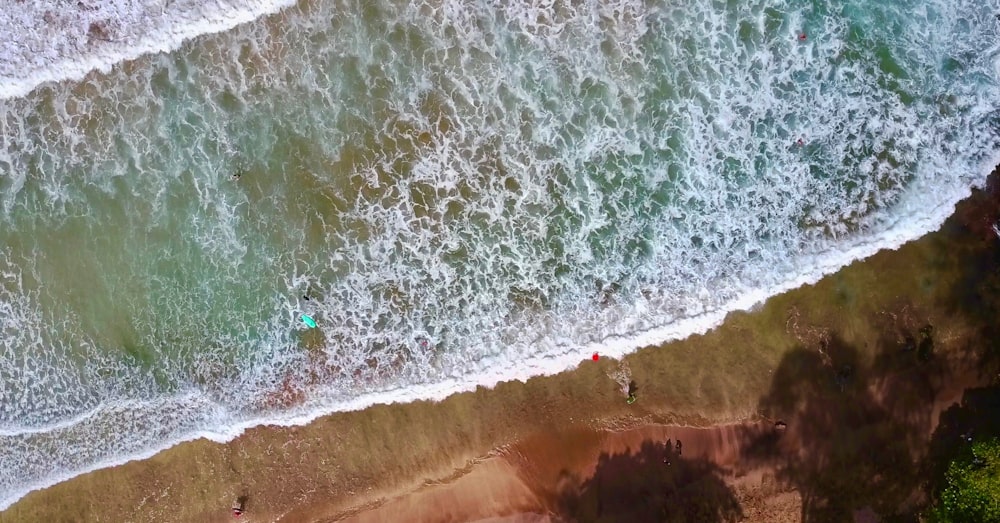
[2,0,1000,510]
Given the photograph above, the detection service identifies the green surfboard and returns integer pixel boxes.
[300,314,317,328]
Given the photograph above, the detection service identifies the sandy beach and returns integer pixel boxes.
[2,170,999,522]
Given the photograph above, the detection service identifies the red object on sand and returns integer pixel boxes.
[592,353,599,361]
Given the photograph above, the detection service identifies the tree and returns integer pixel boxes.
[931,438,1000,523]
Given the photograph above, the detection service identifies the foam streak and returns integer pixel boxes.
[0,0,296,100]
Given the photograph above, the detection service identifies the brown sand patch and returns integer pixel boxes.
[346,423,777,523]
[345,342,986,523]
[343,458,543,523]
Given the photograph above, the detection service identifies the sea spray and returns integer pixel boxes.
[1,0,1000,511]
[0,0,297,101]
[607,360,633,398]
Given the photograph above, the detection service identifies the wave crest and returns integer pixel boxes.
[0,0,296,100]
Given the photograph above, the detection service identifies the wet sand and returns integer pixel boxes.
[2,172,999,522]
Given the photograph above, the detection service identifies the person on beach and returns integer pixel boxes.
[675,439,682,456]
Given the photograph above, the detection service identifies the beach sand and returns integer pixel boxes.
[2,171,999,522]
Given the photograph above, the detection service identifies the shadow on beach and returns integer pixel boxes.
[942,169,1000,379]
[554,439,742,523]
[924,385,1000,502]
[729,170,1000,522]
[743,331,953,522]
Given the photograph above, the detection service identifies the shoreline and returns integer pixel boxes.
[2,154,994,512]
[0,0,296,101]
[2,169,998,521]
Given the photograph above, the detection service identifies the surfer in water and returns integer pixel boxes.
[230,162,246,181]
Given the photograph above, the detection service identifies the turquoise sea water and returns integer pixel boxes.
[1,0,999,508]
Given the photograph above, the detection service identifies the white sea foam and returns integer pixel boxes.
[0,0,296,101]
[0,158,991,511]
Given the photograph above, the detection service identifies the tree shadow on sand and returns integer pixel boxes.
[746,331,951,522]
[941,169,1000,378]
[924,385,1000,503]
[948,242,1000,378]
[555,439,742,523]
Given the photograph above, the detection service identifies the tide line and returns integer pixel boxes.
[0,0,296,101]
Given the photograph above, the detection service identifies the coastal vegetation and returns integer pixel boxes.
[931,438,1000,523]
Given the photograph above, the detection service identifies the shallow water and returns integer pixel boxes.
[1,0,999,509]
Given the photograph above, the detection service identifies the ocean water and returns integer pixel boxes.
[1,0,999,509]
